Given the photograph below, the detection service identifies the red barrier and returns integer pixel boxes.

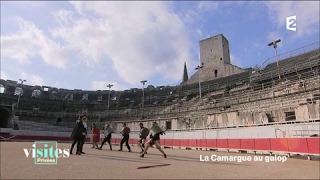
[254,138,271,151]
[196,139,201,147]
[287,138,309,153]
[135,139,138,145]
[2,134,319,155]
[270,138,289,152]
[228,139,241,149]
[200,139,207,148]
[189,139,197,147]
[307,138,320,154]
[216,139,228,148]
[164,139,173,146]
[206,139,216,148]
[180,139,189,147]
[160,139,165,145]
[240,139,255,150]
[172,139,180,147]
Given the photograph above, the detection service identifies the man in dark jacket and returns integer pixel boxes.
[70,115,86,155]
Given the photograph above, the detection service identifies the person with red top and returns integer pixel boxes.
[91,123,100,149]
[118,123,131,152]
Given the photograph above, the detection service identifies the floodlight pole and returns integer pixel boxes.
[140,80,147,117]
[17,79,26,107]
[107,84,113,110]
[195,63,204,98]
[268,39,281,80]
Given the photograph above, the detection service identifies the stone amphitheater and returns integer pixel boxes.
[0,34,319,180]
[0,35,319,135]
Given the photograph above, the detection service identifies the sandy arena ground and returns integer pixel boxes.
[0,141,319,179]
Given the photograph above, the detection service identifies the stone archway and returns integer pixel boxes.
[0,107,11,128]
[0,84,5,94]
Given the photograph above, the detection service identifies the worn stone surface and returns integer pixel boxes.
[1,142,319,179]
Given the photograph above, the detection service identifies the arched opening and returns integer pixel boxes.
[14,87,23,96]
[97,95,102,102]
[0,84,5,94]
[50,91,58,100]
[214,70,218,77]
[32,90,41,98]
[0,107,11,128]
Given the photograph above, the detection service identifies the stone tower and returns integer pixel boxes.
[184,34,246,85]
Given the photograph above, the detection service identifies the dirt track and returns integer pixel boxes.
[0,142,319,179]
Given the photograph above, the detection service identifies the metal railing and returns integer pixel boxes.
[262,41,319,68]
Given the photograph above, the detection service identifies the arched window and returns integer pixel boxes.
[214,70,218,77]
[82,94,88,100]
[32,90,41,98]
[50,91,58,100]
[14,87,23,96]
[0,84,5,94]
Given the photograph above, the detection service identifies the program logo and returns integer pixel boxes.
[286,15,297,31]
[23,141,70,165]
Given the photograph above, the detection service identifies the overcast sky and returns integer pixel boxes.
[1,1,319,91]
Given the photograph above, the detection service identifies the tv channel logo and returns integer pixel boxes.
[23,141,70,165]
[286,15,297,31]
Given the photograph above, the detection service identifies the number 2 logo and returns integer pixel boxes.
[286,16,297,31]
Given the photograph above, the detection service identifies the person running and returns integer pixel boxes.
[99,123,113,150]
[138,123,148,153]
[118,123,131,152]
[140,122,166,158]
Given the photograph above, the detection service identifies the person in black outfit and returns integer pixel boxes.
[119,123,131,152]
[140,122,167,158]
[99,124,113,150]
[70,115,86,155]
[138,123,148,153]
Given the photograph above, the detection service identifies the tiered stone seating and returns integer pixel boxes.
[254,49,319,82]
[0,46,319,130]
[17,120,73,132]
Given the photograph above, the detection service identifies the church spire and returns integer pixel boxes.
[182,62,189,83]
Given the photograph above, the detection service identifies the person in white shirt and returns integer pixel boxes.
[80,117,88,154]
[99,123,113,150]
